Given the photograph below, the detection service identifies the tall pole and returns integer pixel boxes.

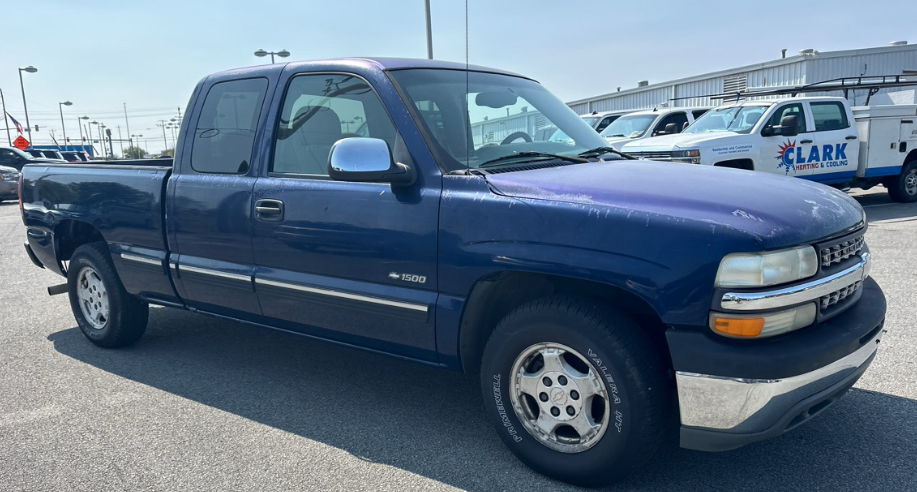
[87,124,94,157]
[0,88,11,145]
[58,102,72,149]
[424,0,433,59]
[75,117,83,142]
[18,67,37,146]
[123,103,131,147]
[158,120,168,150]
[117,126,124,157]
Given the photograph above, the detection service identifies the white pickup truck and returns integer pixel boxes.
[622,96,917,202]
[599,107,709,150]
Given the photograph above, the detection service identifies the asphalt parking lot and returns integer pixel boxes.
[1,188,915,492]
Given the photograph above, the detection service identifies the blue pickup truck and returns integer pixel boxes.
[20,58,886,486]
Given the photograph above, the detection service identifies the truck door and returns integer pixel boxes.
[250,73,440,361]
[761,102,814,177]
[167,77,270,319]
[805,101,859,185]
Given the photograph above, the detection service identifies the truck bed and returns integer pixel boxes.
[20,161,172,279]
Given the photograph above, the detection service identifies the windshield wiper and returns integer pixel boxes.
[606,134,626,137]
[479,152,588,168]
[577,147,636,160]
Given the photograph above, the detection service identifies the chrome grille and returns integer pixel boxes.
[820,236,865,268]
[820,280,862,309]
[628,151,673,160]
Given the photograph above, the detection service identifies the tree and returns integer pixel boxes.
[123,145,148,159]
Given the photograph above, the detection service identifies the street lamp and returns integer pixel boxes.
[18,66,37,146]
[254,49,290,64]
[59,101,73,148]
[77,115,89,145]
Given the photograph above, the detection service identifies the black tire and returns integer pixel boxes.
[885,160,917,203]
[67,242,149,348]
[480,296,671,487]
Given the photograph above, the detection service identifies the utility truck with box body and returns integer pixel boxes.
[19,58,886,486]
[623,76,917,202]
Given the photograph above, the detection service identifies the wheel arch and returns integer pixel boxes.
[458,271,668,375]
[714,159,755,171]
[54,219,106,273]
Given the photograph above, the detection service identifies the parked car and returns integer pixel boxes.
[20,58,885,487]
[0,146,63,171]
[622,95,917,202]
[580,109,634,133]
[0,165,19,202]
[599,107,710,149]
[60,151,90,162]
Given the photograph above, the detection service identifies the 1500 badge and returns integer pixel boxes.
[389,272,427,284]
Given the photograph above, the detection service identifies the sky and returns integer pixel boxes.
[2,0,914,154]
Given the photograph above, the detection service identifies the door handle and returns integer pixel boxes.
[846,135,858,140]
[254,199,284,221]
[800,139,813,144]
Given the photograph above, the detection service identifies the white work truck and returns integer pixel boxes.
[622,96,917,202]
[599,107,710,150]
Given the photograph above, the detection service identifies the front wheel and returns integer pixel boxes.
[67,242,149,348]
[885,160,917,203]
[479,296,671,487]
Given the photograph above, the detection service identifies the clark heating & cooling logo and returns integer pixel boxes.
[776,140,848,175]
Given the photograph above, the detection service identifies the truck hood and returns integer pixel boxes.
[603,136,635,150]
[484,161,864,248]
[622,132,743,151]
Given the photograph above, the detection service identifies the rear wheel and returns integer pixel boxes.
[67,242,149,348]
[479,296,671,487]
[885,160,917,203]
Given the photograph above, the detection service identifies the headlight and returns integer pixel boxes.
[671,149,701,163]
[715,246,818,288]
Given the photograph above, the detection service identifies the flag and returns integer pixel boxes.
[6,112,23,134]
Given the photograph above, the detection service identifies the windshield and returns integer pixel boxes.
[389,69,608,171]
[684,106,767,134]
[580,115,599,127]
[599,114,657,138]
[26,150,42,157]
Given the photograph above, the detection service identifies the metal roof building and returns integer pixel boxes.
[567,43,917,114]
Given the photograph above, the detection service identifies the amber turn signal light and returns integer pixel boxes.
[712,317,764,337]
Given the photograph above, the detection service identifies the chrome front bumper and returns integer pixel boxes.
[676,326,883,451]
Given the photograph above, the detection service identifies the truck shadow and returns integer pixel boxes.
[852,191,917,223]
[48,308,916,492]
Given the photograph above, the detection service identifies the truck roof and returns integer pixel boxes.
[716,95,849,108]
[208,57,533,83]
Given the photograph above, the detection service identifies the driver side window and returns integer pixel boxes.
[272,74,396,176]
[767,103,807,133]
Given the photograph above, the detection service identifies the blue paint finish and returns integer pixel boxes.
[864,166,902,178]
[799,171,858,184]
[17,58,874,375]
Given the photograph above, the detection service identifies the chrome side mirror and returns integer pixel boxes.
[328,137,415,185]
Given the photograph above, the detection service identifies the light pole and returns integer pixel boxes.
[89,120,98,157]
[18,66,37,146]
[76,116,87,143]
[424,0,433,59]
[254,49,290,64]
[131,134,143,158]
[59,101,73,148]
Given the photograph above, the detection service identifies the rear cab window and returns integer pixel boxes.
[810,102,850,131]
[191,78,269,174]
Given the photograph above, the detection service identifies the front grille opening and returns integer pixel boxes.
[820,236,865,268]
[820,280,863,309]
